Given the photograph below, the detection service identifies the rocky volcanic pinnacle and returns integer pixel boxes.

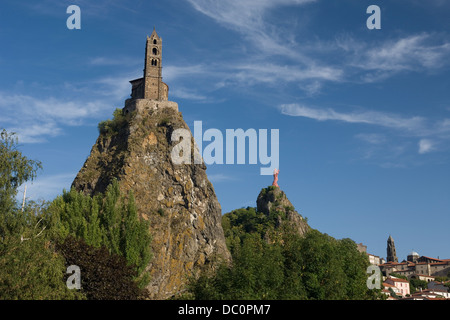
[257,186,310,236]
[72,104,231,299]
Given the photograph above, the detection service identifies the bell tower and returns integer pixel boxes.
[143,28,168,100]
[124,30,176,115]
[387,235,398,263]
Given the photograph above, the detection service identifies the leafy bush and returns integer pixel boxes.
[56,236,149,300]
[98,108,128,136]
[389,273,408,280]
[0,228,85,300]
[410,278,428,293]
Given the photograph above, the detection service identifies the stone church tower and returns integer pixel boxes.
[124,29,176,114]
[143,29,168,100]
[387,235,398,263]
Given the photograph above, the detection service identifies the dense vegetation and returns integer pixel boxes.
[1,128,386,300]
[187,207,383,300]
[0,129,151,299]
[97,108,128,136]
[46,180,152,288]
[57,236,149,300]
[409,278,428,294]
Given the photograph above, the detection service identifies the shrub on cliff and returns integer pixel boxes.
[98,108,128,136]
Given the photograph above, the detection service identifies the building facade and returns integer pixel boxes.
[385,277,410,297]
[379,258,450,279]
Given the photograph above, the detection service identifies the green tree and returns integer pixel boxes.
[188,206,383,300]
[337,238,376,299]
[410,278,428,293]
[120,190,152,288]
[389,273,408,280]
[0,201,85,300]
[45,180,152,288]
[0,129,42,238]
[434,276,449,282]
[0,236,85,300]
[189,234,285,300]
[0,130,85,300]
[56,236,149,300]
[101,181,122,255]
[0,129,151,299]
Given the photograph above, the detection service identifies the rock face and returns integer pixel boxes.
[256,186,309,236]
[72,104,231,299]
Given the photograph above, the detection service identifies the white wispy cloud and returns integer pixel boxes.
[7,123,62,144]
[331,33,450,82]
[186,0,316,34]
[303,81,323,96]
[231,63,343,85]
[280,103,450,158]
[436,118,450,134]
[278,103,426,132]
[164,64,218,82]
[0,93,102,123]
[20,0,139,17]
[0,90,111,143]
[0,63,226,143]
[208,173,238,183]
[357,34,450,72]
[418,139,435,154]
[170,88,209,101]
[186,0,317,63]
[94,74,136,101]
[0,69,141,143]
[186,0,450,88]
[89,56,140,67]
[355,133,386,145]
[165,61,343,91]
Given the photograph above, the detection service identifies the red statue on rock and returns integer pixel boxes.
[272,169,279,187]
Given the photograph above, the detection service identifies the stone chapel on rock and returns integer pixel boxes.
[123,28,178,115]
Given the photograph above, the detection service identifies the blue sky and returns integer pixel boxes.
[1,0,450,261]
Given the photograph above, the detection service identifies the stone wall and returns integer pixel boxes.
[124,98,178,115]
